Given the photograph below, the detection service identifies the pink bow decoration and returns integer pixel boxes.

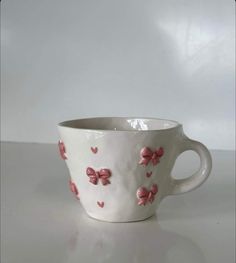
[69,180,79,199]
[136,184,158,205]
[139,147,164,166]
[58,140,67,160]
[86,167,111,185]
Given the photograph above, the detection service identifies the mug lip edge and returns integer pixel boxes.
[58,116,182,132]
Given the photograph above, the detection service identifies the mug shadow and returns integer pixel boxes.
[65,214,206,263]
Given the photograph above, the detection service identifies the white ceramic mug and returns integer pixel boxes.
[58,117,212,222]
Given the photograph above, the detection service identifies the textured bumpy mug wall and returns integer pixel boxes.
[57,118,212,222]
[58,140,164,208]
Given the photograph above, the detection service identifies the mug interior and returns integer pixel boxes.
[58,117,180,131]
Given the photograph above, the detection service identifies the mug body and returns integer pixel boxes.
[58,117,182,222]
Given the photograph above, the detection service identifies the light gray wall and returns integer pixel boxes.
[1,0,235,149]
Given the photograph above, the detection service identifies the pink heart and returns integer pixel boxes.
[91,147,98,154]
[97,201,104,208]
[146,171,153,178]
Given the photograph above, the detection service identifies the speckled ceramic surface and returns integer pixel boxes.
[58,117,212,222]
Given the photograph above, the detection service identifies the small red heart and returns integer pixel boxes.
[97,201,104,208]
[146,171,153,178]
[91,147,98,154]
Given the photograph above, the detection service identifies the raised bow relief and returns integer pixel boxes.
[136,184,158,205]
[58,140,67,160]
[86,167,112,185]
[139,147,164,166]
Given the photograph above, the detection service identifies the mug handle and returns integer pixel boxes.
[169,137,212,195]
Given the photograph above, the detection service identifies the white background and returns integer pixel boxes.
[1,0,235,150]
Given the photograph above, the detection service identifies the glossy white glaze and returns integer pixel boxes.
[58,117,212,222]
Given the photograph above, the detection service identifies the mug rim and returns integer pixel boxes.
[58,117,182,132]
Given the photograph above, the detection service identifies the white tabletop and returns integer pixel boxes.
[1,142,235,263]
